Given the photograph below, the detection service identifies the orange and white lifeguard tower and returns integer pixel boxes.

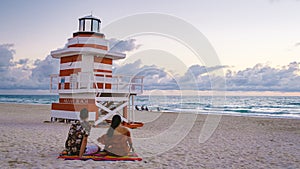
[49,15,144,128]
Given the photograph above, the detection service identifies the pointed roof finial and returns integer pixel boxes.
[91,10,93,16]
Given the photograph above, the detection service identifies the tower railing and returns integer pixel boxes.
[50,74,59,93]
[49,72,144,94]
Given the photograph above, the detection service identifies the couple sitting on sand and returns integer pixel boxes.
[64,108,134,157]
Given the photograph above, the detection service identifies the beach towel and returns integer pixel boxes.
[58,151,142,161]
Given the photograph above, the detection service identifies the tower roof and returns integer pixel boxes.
[79,15,101,22]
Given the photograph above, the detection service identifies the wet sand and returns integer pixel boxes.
[0,103,299,168]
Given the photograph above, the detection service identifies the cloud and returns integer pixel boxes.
[29,55,59,89]
[113,60,227,91]
[0,38,140,90]
[185,64,228,77]
[225,62,300,91]
[114,60,300,92]
[108,38,141,53]
[1,43,300,92]
[0,38,139,90]
[177,64,228,90]
[135,66,179,90]
[113,60,143,75]
[16,58,29,65]
[0,44,15,72]
[0,44,59,90]
[114,60,180,90]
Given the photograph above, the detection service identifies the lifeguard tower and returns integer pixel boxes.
[49,15,144,128]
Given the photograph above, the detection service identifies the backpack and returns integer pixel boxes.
[65,121,87,155]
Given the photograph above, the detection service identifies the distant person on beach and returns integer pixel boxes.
[64,108,98,157]
[97,115,134,156]
[141,105,144,111]
[135,105,140,111]
[141,105,149,111]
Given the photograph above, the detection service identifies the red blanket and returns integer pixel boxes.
[58,151,142,161]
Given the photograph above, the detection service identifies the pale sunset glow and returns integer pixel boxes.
[0,0,299,95]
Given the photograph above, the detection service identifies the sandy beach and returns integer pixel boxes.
[0,103,299,169]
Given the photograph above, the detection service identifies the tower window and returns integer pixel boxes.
[84,19,92,32]
[79,19,84,31]
[78,15,101,33]
[92,20,99,32]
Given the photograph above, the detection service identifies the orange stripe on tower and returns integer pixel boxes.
[59,82,112,89]
[94,83,112,89]
[94,56,112,65]
[94,69,112,73]
[52,103,98,112]
[68,44,108,50]
[94,74,112,77]
[60,68,81,76]
[60,55,82,64]
[73,33,105,39]
[59,83,71,89]
[59,98,95,104]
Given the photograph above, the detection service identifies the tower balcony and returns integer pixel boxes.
[50,72,144,95]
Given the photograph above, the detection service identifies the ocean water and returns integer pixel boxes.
[0,95,59,105]
[0,94,299,119]
[136,95,300,119]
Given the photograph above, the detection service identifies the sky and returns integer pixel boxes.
[0,0,299,95]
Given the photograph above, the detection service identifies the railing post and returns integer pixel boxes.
[129,77,131,93]
[87,74,91,91]
[49,74,59,93]
[56,75,59,92]
[91,72,93,90]
[92,72,95,90]
[141,77,144,93]
[78,73,80,89]
[117,75,119,91]
[50,75,52,92]
[131,95,134,122]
